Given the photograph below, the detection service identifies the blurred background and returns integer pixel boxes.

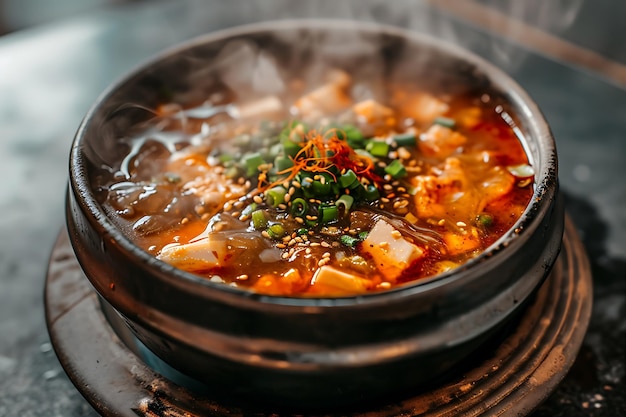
[0,1,623,416]
[0,0,624,64]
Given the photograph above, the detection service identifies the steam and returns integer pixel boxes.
[87,0,589,180]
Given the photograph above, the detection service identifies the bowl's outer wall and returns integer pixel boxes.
[66,22,563,406]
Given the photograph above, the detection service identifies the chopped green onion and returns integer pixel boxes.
[218,154,234,163]
[366,140,390,157]
[363,184,380,202]
[339,169,358,188]
[312,179,332,196]
[266,187,287,208]
[267,223,286,239]
[393,133,417,147]
[340,235,360,247]
[251,209,268,230]
[290,198,308,217]
[241,202,257,217]
[385,159,407,179]
[406,185,418,196]
[331,124,364,147]
[319,205,339,224]
[281,137,301,157]
[433,117,456,129]
[274,155,293,172]
[476,213,494,228]
[243,152,265,177]
[335,194,354,214]
[342,124,364,142]
[357,231,369,240]
[296,228,309,236]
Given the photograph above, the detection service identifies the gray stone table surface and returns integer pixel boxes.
[0,1,624,416]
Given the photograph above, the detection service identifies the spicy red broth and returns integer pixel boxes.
[100,71,534,296]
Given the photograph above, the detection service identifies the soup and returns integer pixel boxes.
[100,70,534,296]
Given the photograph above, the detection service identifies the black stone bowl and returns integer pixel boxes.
[66,20,564,409]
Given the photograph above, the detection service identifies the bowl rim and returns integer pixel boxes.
[69,18,558,309]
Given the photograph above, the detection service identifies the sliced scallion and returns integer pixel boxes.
[267,223,286,239]
[385,159,407,179]
[339,169,358,188]
[266,187,287,208]
[366,140,390,157]
[476,213,494,228]
[241,202,257,217]
[242,152,265,177]
[319,205,339,224]
[274,155,293,172]
[393,133,417,147]
[335,194,354,214]
[433,117,456,129]
[251,209,268,230]
[291,198,308,217]
[363,184,380,202]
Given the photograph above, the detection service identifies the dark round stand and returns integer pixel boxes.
[45,216,592,416]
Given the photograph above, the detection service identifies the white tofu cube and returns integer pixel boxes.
[362,219,424,281]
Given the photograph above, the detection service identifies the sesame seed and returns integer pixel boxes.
[288,187,296,195]
[381,198,390,203]
[438,219,446,226]
[295,217,304,224]
[378,282,391,289]
[318,259,330,267]
[456,221,467,227]
[310,242,321,247]
[232,211,241,218]
[236,274,249,281]
[380,242,389,249]
[223,202,233,212]
[398,147,411,160]
[282,252,290,259]
[322,252,331,258]
[284,194,291,203]
[321,242,331,248]
[276,243,286,249]
[261,231,270,238]
[181,217,189,225]
[391,230,402,239]
[278,203,287,210]
[253,195,264,204]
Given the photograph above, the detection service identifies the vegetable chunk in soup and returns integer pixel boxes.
[101,70,534,296]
